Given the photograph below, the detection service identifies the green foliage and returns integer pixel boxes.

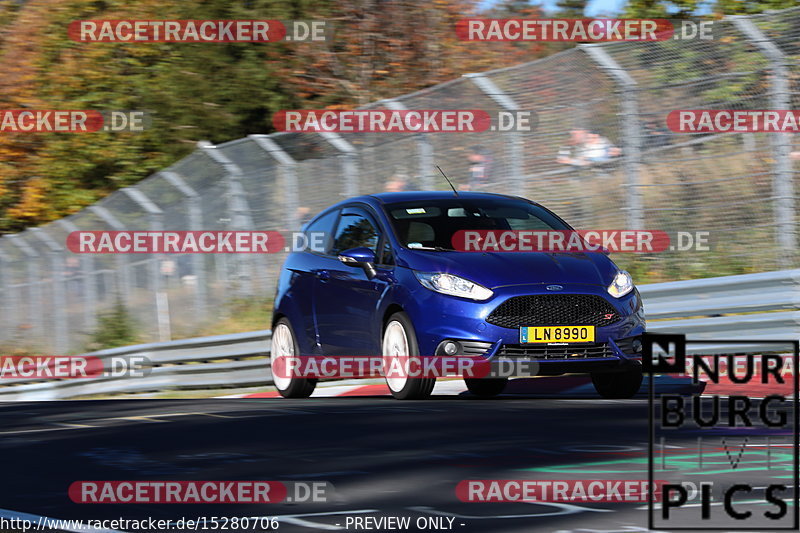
[714,0,798,14]
[625,0,798,17]
[623,0,689,18]
[555,0,589,17]
[89,299,139,350]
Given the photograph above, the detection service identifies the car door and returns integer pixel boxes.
[313,205,391,356]
[288,208,339,354]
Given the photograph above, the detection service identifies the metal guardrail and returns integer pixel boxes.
[1,270,798,400]
[0,330,272,401]
[641,269,800,353]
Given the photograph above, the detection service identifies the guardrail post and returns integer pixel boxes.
[465,73,523,194]
[7,234,44,348]
[382,99,435,190]
[199,141,256,297]
[56,218,97,337]
[160,171,209,322]
[88,205,132,307]
[30,228,69,354]
[121,187,168,341]
[582,44,644,230]
[319,132,359,198]
[732,16,797,268]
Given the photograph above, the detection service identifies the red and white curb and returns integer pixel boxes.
[215,372,782,399]
[219,379,469,399]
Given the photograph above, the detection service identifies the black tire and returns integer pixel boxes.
[591,366,643,399]
[272,318,316,399]
[465,377,508,398]
[383,312,435,400]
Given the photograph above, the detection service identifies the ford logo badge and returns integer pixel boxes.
[546,285,564,291]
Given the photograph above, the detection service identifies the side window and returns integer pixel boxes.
[507,213,557,231]
[331,209,381,255]
[304,209,339,254]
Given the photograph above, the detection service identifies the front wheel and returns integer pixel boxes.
[382,312,434,400]
[591,366,643,399]
[465,377,508,398]
[271,318,316,398]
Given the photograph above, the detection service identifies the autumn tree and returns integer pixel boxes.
[0,0,559,232]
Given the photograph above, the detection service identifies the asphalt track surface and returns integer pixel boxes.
[0,393,796,533]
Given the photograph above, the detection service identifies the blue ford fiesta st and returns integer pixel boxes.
[271,191,645,399]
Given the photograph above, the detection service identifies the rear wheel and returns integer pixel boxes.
[591,366,643,399]
[465,377,508,398]
[271,318,316,398]
[382,312,434,400]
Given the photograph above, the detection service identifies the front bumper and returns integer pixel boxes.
[490,336,642,375]
[407,282,645,375]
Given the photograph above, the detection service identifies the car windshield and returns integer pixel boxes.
[384,197,571,250]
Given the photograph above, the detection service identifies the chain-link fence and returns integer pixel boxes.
[1,10,798,354]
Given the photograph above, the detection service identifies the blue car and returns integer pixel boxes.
[271,191,645,399]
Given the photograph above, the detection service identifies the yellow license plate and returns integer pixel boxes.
[520,325,595,344]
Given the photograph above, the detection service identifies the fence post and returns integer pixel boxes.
[582,44,644,230]
[732,16,797,268]
[121,187,168,340]
[88,205,132,307]
[248,135,299,296]
[319,132,359,198]
[248,135,300,299]
[56,218,97,337]
[383,99,435,190]
[465,73,524,194]
[7,234,44,348]
[199,142,256,297]
[160,171,208,322]
[30,227,69,354]
[249,134,300,230]
[0,242,14,346]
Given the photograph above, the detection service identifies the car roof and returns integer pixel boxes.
[367,190,521,204]
[305,190,560,230]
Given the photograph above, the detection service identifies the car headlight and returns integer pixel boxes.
[414,272,493,301]
[607,270,634,298]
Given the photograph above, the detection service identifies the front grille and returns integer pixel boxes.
[498,342,613,359]
[486,294,620,329]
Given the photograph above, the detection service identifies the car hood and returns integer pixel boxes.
[396,250,618,289]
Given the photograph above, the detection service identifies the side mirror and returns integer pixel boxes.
[338,247,377,278]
